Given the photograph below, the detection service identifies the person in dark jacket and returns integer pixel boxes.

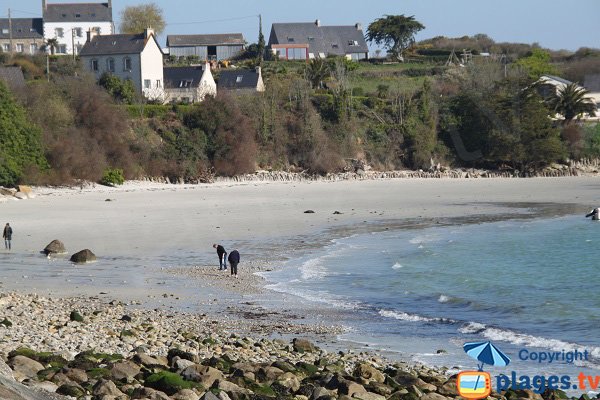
[213,244,227,270]
[228,250,240,278]
[3,223,12,250]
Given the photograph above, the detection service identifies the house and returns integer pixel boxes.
[584,74,600,111]
[537,75,598,120]
[79,28,164,100]
[42,0,114,56]
[0,66,26,89]
[166,34,245,61]
[218,67,265,93]
[164,63,217,104]
[0,18,44,54]
[268,20,369,61]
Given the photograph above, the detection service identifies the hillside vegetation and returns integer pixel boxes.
[0,36,599,186]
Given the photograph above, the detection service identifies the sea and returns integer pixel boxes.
[261,214,600,391]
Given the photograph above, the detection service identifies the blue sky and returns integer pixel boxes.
[3,0,599,51]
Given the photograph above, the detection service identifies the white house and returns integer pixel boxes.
[538,75,598,120]
[164,63,217,104]
[79,28,164,101]
[42,0,113,56]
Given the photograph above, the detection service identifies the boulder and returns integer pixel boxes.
[8,356,45,382]
[0,187,16,196]
[17,186,34,199]
[0,374,69,400]
[354,392,387,400]
[93,379,125,397]
[256,366,284,382]
[293,338,318,353]
[354,363,385,384]
[174,358,196,371]
[420,393,450,400]
[110,360,141,381]
[275,372,301,393]
[43,240,67,255]
[70,249,97,263]
[338,380,367,397]
[62,368,88,384]
[201,392,220,400]
[182,365,223,388]
[215,379,251,395]
[173,389,200,400]
[304,210,315,214]
[14,192,28,200]
[131,386,171,400]
[132,353,168,368]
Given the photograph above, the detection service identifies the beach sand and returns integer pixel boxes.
[0,177,598,352]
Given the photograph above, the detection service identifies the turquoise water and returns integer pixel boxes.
[264,215,600,379]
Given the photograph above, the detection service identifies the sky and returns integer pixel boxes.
[3,0,600,52]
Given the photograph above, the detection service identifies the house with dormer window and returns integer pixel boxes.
[79,28,164,101]
[42,0,113,55]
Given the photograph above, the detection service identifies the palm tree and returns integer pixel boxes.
[305,58,329,89]
[548,83,597,123]
[45,38,59,55]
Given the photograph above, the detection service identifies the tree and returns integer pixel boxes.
[257,14,265,66]
[547,83,597,123]
[98,73,136,104]
[305,58,329,89]
[366,15,425,62]
[515,49,558,79]
[0,81,47,185]
[45,38,58,55]
[119,3,165,35]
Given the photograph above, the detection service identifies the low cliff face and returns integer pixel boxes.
[0,359,67,400]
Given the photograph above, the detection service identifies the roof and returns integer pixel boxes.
[164,66,205,89]
[0,66,26,89]
[269,22,369,56]
[79,33,159,56]
[167,34,245,47]
[43,2,112,23]
[218,69,260,89]
[540,75,574,86]
[0,18,43,39]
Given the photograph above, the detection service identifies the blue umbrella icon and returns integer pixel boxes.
[463,341,511,371]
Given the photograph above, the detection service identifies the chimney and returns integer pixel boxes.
[42,0,47,11]
[107,0,112,8]
[86,29,97,43]
[144,27,154,39]
[355,23,362,31]
[315,19,320,27]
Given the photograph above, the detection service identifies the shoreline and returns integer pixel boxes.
[1,177,599,398]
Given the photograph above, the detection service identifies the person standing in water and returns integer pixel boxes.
[3,223,12,250]
[213,244,227,270]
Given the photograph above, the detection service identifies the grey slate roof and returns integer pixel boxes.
[43,2,112,23]
[0,66,26,89]
[542,75,574,86]
[218,70,259,89]
[167,34,245,47]
[268,22,368,56]
[79,33,159,56]
[0,18,43,39]
[164,66,204,89]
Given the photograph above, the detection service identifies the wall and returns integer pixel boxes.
[0,38,44,54]
[80,53,142,93]
[44,21,113,55]
[140,37,165,101]
[169,45,244,60]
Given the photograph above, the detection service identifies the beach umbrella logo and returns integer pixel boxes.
[457,341,510,399]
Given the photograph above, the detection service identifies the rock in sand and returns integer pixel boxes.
[43,240,67,255]
[70,249,97,263]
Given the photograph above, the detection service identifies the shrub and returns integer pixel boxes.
[100,168,125,186]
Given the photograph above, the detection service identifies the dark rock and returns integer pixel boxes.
[69,249,96,263]
[56,383,85,398]
[304,210,315,214]
[181,364,223,387]
[93,379,124,397]
[121,315,133,322]
[333,211,343,215]
[43,240,66,255]
[110,360,141,381]
[167,348,198,365]
[354,363,385,383]
[62,368,88,384]
[271,361,296,373]
[0,318,12,327]
[69,311,84,322]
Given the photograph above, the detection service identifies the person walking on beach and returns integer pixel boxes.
[3,223,12,250]
[228,250,240,278]
[213,244,227,270]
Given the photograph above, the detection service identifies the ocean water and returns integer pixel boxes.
[263,215,600,383]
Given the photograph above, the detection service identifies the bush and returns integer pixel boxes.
[100,168,125,186]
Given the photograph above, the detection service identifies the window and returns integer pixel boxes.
[16,43,24,53]
[75,28,83,37]
[58,44,67,53]
[92,27,101,34]
[287,37,295,43]
[1,29,8,34]
[30,28,37,33]
[75,13,81,18]
[332,44,339,49]
[156,80,161,88]
[236,76,243,83]
[123,57,132,71]
[144,79,151,89]
[348,40,359,46]
[55,28,64,38]
[91,59,99,71]
[2,44,9,52]
[107,58,115,72]
[308,37,315,42]
[61,13,67,17]
[30,43,38,54]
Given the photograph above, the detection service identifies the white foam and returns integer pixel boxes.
[299,257,328,280]
[379,309,434,322]
[438,295,451,303]
[392,262,403,269]
[459,321,487,334]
